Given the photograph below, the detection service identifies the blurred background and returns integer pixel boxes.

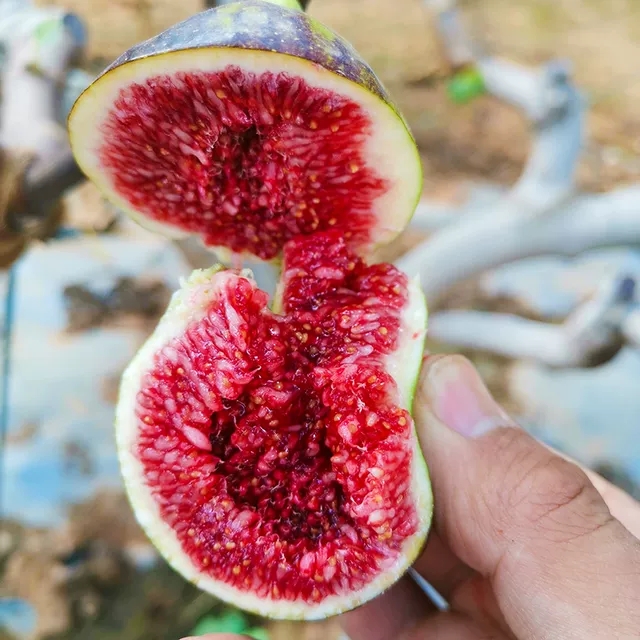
[1,0,640,638]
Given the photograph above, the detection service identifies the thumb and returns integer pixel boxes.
[413,355,640,638]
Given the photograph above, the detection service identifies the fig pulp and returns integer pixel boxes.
[68,0,432,621]
[117,233,430,619]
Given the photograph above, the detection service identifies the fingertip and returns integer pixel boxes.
[418,354,511,438]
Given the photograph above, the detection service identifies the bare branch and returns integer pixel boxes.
[0,17,76,154]
[20,147,84,225]
[423,0,476,68]
[409,0,587,304]
[400,186,640,302]
[504,61,584,210]
[425,0,585,206]
[1,8,86,232]
[410,184,507,231]
[428,274,636,367]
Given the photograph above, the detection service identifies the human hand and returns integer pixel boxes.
[182,354,640,640]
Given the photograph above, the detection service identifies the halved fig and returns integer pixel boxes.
[67,0,422,263]
[116,231,431,619]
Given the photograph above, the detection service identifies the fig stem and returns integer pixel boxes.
[260,0,305,12]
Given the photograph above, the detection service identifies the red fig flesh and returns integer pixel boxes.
[117,233,430,619]
[68,1,422,262]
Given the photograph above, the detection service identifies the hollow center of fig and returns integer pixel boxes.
[136,232,421,603]
[100,67,388,260]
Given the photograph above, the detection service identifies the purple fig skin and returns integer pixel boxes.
[90,0,408,127]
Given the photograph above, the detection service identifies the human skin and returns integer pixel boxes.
[181,354,640,640]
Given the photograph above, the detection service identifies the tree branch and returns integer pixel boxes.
[20,147,84,225]
[400,186,640,302]
[408,0,589,304]
[428,274,636,367]
[1,8,86,233]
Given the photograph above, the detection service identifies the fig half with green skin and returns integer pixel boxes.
[67,0,422,263]
[69,0,432,620]
[116,231,431,619]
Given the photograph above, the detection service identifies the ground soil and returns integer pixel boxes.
[13,1,640,638]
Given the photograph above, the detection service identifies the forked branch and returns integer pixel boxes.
[401,186,640,302]
[427,274,637,367]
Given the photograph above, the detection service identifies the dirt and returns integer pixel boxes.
[63,285,110,333]
[2,490,341,640]
[5,422,40,445]
[3,531,72,639]
[2,492,219,640]
[62,442,94,477]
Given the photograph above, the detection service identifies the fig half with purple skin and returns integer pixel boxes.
[69,0,432,620]
[67,0,422,263]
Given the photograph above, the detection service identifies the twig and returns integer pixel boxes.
[411,183,507,231]
[20,146,84,225]
[423,0,475,68]
[426,0,585,203]
[500,60,584,210]
[400,186,640,302]
[0,17,74,154]
[428,274,636,367]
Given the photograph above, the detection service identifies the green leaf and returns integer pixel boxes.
[446,67,486,105]
[190,609,250,635]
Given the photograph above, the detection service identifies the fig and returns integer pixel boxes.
[117,232,431,619]
[67,0,422,262]
[68,0,432,621]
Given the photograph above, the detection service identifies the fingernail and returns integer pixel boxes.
[424,355,511,437]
